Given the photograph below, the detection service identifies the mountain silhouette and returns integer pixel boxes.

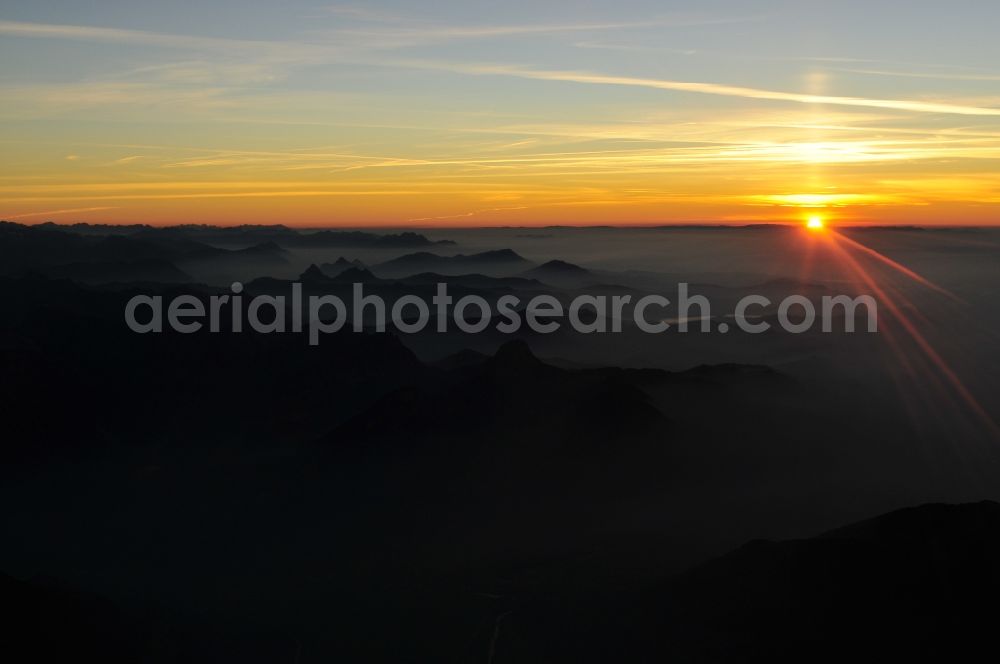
[131,223,453,248]
[0,221,287,282]
[627,500,1000,663]
[393,271,545,290]
[320,256,366,276]
[525,259,590,276]
[299,263,329,282]
[4,220,1000,663]
[373,249,530,277]
[520,259,594,287]
[476,500,1000,663]
[333,266,380,283]
[34,259,192,284]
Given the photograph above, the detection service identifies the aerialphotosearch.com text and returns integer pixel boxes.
[125,282,878,345]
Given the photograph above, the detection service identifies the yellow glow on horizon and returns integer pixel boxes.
[2,108,1000,226]
[806,215,825,230]
[758,193,905,207]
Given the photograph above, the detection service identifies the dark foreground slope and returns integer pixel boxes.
[648,500,1000,663]
[668,500,1000,662]
[475,501,1000,664]
[5,501,999,663]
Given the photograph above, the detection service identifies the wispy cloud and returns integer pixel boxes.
[5,205,118,219]
[324,4,414,24]
[573,41,698,55]
[0,12,757,60]
[0,20,296,53]
[0,81,239,113]
[12,18,994,119]
[830,67,1000,82]
[325,19,722,44]
[401,61,1000,117]
[124,61,284,85]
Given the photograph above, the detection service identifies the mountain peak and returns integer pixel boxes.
[299,264,328,281]
[245,240,284,253]
[480,248,525,261]
[536,259,589,274]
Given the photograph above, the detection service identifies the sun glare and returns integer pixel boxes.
[806,215,825,230]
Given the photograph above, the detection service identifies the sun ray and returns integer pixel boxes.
[832,230,962,301]
[819,231,998,437]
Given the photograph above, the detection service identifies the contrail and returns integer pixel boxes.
[404,61,1000,117]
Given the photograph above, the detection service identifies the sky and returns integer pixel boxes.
[2,0,999,227]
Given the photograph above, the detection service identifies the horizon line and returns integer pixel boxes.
[8,219,1000,231]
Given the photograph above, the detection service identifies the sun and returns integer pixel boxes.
[806,215,825,230]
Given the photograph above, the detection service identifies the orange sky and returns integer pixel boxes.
[3,3,1000,227]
